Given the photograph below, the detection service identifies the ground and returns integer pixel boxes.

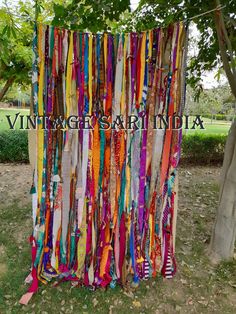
[0,164,235,314]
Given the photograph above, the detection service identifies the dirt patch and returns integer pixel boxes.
[0,163,32,210]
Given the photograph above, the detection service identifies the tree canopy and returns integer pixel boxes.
[0,5,32,100]
[51,0,131,32]
[0,0,235,102]
[130,0,236,99]
[0,0,131,100]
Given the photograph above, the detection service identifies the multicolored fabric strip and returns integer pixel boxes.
[20,22,188,304]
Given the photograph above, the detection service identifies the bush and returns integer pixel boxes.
[181,133,227,165]
[0,130,227,165]
[0,130,29,162]
[202,114,235,121]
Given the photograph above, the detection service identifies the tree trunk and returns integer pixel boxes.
[214,2,236,99]
[0,77,15,101]
[209,120,236,262]
[209,1,236,262]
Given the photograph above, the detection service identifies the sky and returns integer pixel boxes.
[0,0,18,5]
[0,0,228,89]
[130,0,139,11]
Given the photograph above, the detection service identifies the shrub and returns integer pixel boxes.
[0,130,227,165]
[181,133,227,165]
[202,114,235,121]
[0,130,29,162]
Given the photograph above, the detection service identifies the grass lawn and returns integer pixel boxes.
[0,164,235,313]
[0,108,30,131]
[184,117,231,135]
[0,109,232,135]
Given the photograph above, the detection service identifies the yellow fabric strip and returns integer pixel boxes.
[76,200,87,278]
[37,25,45,215]
[38,25,45,116]
[66,31,74,118]
[125,164,130,210]
[120,34,127,116]
[148,30,153,59]
[138,32,146,105]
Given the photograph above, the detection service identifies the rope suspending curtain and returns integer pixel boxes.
[21,22,188,304]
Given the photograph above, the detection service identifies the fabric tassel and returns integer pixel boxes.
[22,22,188,303]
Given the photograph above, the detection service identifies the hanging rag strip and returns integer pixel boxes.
[20,22,188,304]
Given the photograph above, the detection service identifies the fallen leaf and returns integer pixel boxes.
[180,279,187,285]
[93,298,98,307]
[197,300,208,305]
[229,281,236,289]
[175,305,182,311]
[123,290,134,299]
[4,295,11,299]
[133,300,141,308]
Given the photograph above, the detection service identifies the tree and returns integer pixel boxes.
[185,85,233,118]
[51,0,131,32]
[130,0,236,262]
[0,6,32,101]
[0,0,131,101]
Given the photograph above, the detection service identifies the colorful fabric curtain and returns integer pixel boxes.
[21,22,188,304]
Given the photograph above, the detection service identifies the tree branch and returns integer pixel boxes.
[0,77,15,101]
[214,2,236,98]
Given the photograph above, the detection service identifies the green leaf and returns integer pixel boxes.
[11,27,17,39]
[53,3,65,17]
[2,25,8,36]
[6,26,11,38]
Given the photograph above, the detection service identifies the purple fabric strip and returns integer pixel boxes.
[131,33,138,108]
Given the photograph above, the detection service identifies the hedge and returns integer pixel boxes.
[181,133,227,164]
[202,114,235,121]
[0,131,227,165]
[0,130,29,162]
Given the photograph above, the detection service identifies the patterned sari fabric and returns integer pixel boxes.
[21,23,188,303]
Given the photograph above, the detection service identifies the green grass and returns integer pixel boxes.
[198,123,231,134]
[0,166,236,313]
[0,110,232,135]
[0,108,30,131]
[184,117,231,135]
